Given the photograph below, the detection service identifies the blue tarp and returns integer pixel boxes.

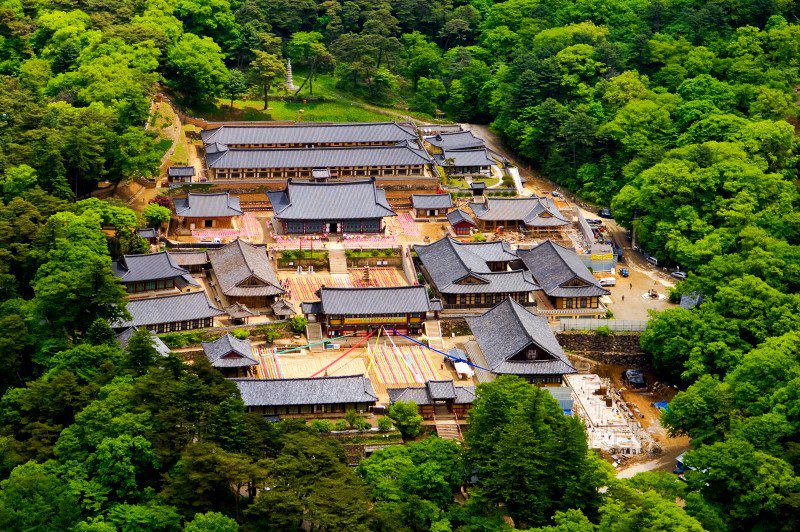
[654,400,669,411]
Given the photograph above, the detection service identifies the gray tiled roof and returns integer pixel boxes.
[411,193,453,210]
[469,197,570,228]
[169,251,209,267]
[168,166,195,177]
[115,326,172,357]
[425,131,485,150]
[201,333,257,368]
[207,240,283,298]
[112,291,224,329]
[201,122,418,146]
[679,291,704,310]
[268,179,396,221]
[226,302,256,318]
[436,148,495,168]
[314,285,434,315]
[447,209,476,227]
[426,380,456,400]
[301,301,322,315]
[387,380,475,405]
[206,144,432,169]
[415,237,538,295]
[233,375,378,407]
[271,299,296,316]
[135,228,158,239]
[518,241,609,298]
[174,193,243,218]
[466,299,576,376]
[111,252,190,283]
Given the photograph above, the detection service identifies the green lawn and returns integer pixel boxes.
[199,71,441,124]
[210,98,394,122]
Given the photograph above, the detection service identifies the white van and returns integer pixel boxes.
[599,277,616,287]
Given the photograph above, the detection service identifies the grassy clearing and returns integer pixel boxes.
[208,98,393,122]
[167,126,189,166]
[193,71,440,123]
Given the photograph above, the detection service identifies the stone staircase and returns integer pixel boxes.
[434,420,462,441]
[306,322,325,351]
[328,247,348,274]
[424,320,445,351]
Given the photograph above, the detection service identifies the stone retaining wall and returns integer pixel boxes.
[556,331,648,366]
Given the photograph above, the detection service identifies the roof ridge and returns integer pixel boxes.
[535,239,573,274]
[230,374,367,383]
[505,298,536,347]
[320,285,425,292]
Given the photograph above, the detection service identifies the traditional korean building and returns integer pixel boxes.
[111,251,198,295]
[424,130,485,151]
[205,144,433,182]
[112,291,224,333]
[301,285,440,336]
[115,326,172,357]
[233,375,378,417]
[446,209,477,236]
[167,166,195,183]
[201,122,418,149]
[387,380,475,419]
[469,196,570,235]
[169,251,208,273]
[135,227,159,244]
[411,193,453,220]
[465,298,576,384]
[518,240,609,318]
[201,333,258,378]
[435,148,495,176]
[271,299,296,319]
[268,178,396,235]
[414,236,538,310]
[173,192,243,229]
[207,240,284,308]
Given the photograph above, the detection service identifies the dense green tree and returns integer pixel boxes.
[388,401,423,439]
[0,461,81,530]
[165,34,229,105]
[249,51,286,110]
[466,376,609,527]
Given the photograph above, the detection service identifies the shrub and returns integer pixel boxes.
[231,328,250,340]
[344,409,358,429]
[311,419,333,433]
[355,418,372,431]
[472,233,486,242]
[282,250,297,260]
[377,416,393,432]
[334,420,348,431]
[289,316,308,334]
[595,325,613,337]
[255,324,282,344]
[370,249,382,257]
[388,402,423,439]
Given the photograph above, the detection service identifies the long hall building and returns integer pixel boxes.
[201,122,418,149]
[205,144,433,182]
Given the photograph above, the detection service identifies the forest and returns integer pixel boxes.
[1,0,800,530]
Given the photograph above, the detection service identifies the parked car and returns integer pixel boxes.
[587,218,603,226]
[599,277,616,287]
[620,268,629,277]
[623,369,647,389]
[598,208,613,218]
[551,191,561,197]
[645,254,658,266]
[671,271,687,280]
